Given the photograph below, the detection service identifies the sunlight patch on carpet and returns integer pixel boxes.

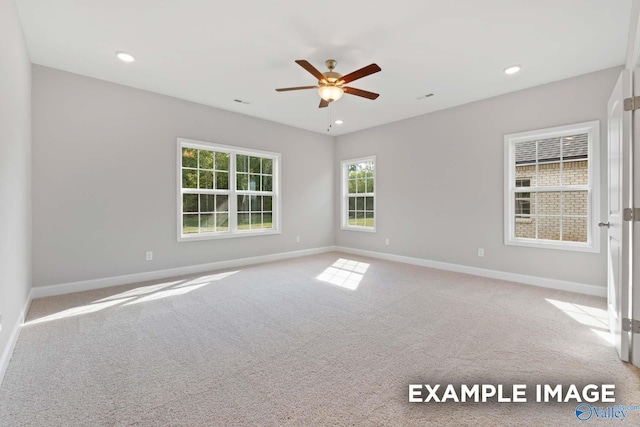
[316,259,370,290]
[546,298,612,345]
[26,271,241,325]
[95,281,185,302]
[25,298,135,325]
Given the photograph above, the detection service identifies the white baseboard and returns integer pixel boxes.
[30,244,605,300]
[31,246,336,299]
[334,246,606,297]
[0,288,33,386]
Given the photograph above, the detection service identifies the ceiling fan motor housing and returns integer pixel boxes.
[321,71,342,85]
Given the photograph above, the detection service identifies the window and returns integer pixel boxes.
[178,138,280,241]
[341,156,376,232]
[504,121,599,252]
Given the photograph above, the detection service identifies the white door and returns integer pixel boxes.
[632,35,640,369]
[605,70,632,362]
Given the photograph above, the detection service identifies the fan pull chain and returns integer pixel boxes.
[327,103,332,133]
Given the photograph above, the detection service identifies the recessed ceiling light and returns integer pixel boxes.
[504,65,521,75]
[334,120,344,125]
[116,51,135,63]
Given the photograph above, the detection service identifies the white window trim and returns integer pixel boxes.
[340,155,377,233]
[177,138,281,242]
[504,120,600,253]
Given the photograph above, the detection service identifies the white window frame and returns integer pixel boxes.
[504,121,600,253]
[341,155,376,233]
[177,138,281,241]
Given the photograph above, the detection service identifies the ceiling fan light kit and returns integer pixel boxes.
[276,59,381,108]
[318,85,344,102]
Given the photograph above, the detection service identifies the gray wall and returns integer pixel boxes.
[32,66,335,287]
[0,0,32,364]
[335,67,621,287]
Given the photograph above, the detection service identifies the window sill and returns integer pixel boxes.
[178,229,281,242]
[341,225,376,233]
[505,237,599,253]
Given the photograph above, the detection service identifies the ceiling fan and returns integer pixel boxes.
[276,59,381,108]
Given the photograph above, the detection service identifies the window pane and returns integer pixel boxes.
[199,150,213,169]
[237,195,249,211]
[366,177,374,193]
[538,216,560,241]
[183,194,198,212]
[538,191,560,216]
[537,137,561,163]
[199,194,215,212]
[182,148,197,168]
[562,160,588,185]
[182,169,197,188]
[538,162,561,187]
[356,178,366,193]
[216,195,229,212]
[251,213,263,229]
[237,213,250,230]
[200,214,215,233]
[515,216,536,239]
[263,196,272,211]
[562,191,588,216]
[249,174,261,191]
[215,152,229,171]
[216,213,229,231]
[348,211,356,226]
[365,197,374,211]
[250,157,261,174]
[348,197,356,210]
[537,136,561,186]
[562,134,588,161]
[237,173,248,191]
[263,158,273,174]
[263,212,273,229]
[262,175,272,192]
[356,197,365,210]
[199,171,214,189]
[515,167,536,187]
[514,140,536,166]
[356,211,365,226]
[215,172,229,190]
[251,195,262,212]
[562,217,587,242]
[183,214,199,234]
[348,179,356,194]
[365,212,374,227]
[236,154,248,173]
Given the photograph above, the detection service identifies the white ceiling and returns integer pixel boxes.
[16,0,631,136]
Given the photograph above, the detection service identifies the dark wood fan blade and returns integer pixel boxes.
[295,60,326,82]
[319,98,329,108]
[275,86,318,92]
[338,64,381,84]
[344,86,379,100]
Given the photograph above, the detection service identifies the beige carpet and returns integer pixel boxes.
[1,252,639,426]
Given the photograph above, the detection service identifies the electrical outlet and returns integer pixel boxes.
[146,251,153,261]
[385,238,390,246]
[478,248,485,257]
[296,236,301,243]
